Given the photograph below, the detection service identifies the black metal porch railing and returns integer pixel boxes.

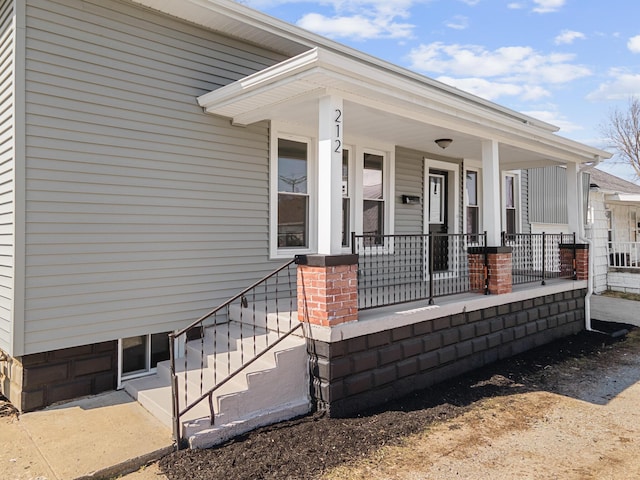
[352,232,487,310]
[502,232,576,285]
[169,259,300,449]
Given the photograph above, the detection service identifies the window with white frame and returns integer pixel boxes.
[270,129,393,255]
[342,148,351,248]
[605,209,613,250]
[503,172,519,235]
[119,332,170,384]
[277,137,310,249]
[465,170,480,235]
[362,152,385,244]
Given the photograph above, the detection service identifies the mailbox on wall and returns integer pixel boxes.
[402,195,421,205]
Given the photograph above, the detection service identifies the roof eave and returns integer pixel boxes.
[197,48,611,164]
[133,0,561,133]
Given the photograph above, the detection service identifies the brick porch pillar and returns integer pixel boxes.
[296,254,358,327]
[486,246,513,295]
[467,247,487,294]
[559,243,589,281]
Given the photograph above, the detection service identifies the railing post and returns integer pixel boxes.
[541,232,546,285]
[169,334,182,450]
[428,233,434,305]
[572,232,577,280]
[483,232,489,295]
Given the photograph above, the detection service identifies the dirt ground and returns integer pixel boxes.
[156,320,640,480]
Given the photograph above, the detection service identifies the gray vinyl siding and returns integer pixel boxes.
[0,0,14,354]
[395,147,424,234]
[22,0,287,354]
[528,166,568,225]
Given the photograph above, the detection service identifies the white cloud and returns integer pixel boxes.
[521,109,583,132]
[459,0,480,5]
[586,71,640,101]
[554,30,586,45]
[408,42,591,85]
[238,0,421,40]
[298,13,414,40]
[507,2,525,8]
[532,0,566,13]
[436,76,550,101]
[445,15,469,30]
[628,35,640,53]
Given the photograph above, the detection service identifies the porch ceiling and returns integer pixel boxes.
[198,48,610,166]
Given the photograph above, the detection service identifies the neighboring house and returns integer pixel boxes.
[583,167,640,294]
[0,0,612,448]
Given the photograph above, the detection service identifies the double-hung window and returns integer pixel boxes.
[342,149,351,248]
[277,138,310,249]
[362,152,385,245]
[465,170,480,237]
[504,173,518,235]
[271,129,393,256]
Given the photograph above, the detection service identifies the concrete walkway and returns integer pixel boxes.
[591,294,640,327]
[1,390,172,480]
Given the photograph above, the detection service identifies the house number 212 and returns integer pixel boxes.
[334,108,342,153]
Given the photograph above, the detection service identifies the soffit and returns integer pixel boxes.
[198,49,611,166]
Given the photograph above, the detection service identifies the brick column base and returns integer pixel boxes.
[296,254,358,327]
[486,247,512,295]
[467,248,487,294]
[559,243,589,281]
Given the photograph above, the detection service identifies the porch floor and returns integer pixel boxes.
[309,278,589,343]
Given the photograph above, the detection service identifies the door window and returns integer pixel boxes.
[429,174,446,225]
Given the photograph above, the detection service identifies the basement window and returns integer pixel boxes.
[118,332,170,386]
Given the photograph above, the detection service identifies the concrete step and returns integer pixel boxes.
[124,319,310,449]
[228,302,301,335]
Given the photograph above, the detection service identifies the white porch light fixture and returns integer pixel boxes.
[435,138,453,149]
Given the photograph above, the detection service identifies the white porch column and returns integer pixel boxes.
[482,139,502,245]
[566,161,581,236]
[317,95,344,254]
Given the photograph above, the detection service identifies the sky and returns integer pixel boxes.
[236,0,640,183]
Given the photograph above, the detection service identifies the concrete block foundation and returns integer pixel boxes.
[0,341,117,412]
[307,289,586,417]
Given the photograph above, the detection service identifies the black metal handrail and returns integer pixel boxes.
[352,232,487,310]
[502,232,576,285]
[169,259,300,449]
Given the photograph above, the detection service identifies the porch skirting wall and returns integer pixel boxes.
[0,341,117,412]
[307,289,586,417]
[607,270,640,295]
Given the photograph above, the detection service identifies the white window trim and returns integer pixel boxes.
[501,170,521,235]
[117,334,167,389]
[270,128,317,260]
[464,161,482,236]
[341,145,355,253]
[270,124,395,257]
[356,146,395,253]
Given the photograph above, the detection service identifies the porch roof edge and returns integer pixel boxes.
[133,0,559,134]
[197,47,611,163]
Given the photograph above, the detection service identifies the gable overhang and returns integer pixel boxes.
[605,193,640,204]
[198,48,610,166]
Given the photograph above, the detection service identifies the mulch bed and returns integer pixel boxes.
[159,325,637,480]
[0,394,17,418]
